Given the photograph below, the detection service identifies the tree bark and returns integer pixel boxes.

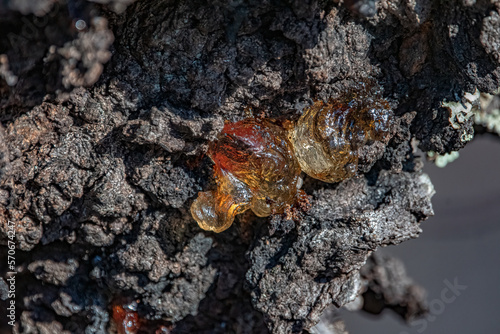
[0,0,499,333]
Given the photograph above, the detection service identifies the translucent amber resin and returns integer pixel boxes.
[191,118,302,232]
[288,87,393,182]
[191,84,393,232]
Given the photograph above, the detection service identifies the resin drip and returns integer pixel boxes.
[289,87,393,182]
[191,84,393,232]
[191,118,301,232]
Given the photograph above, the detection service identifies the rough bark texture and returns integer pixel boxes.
[0,0,499,333]
[360,251,428,321]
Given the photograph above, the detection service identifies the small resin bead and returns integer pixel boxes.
[288,86,393,183]
[190,118,301,233]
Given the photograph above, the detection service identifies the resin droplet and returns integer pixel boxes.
[192,83,394,232]
[289,85,393,183]
[191,118,302,232]
[112,304,140,334]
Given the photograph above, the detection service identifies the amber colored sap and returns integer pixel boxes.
[191,119,301,233]
[191,85,393,232]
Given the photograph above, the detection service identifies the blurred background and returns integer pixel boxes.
[342,135,500,333]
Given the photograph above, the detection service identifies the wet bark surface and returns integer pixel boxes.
[0,0,499,333]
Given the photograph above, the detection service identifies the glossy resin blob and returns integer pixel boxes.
[191,84,394,232]
[289,86,393,182]
[191,118,302,232]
